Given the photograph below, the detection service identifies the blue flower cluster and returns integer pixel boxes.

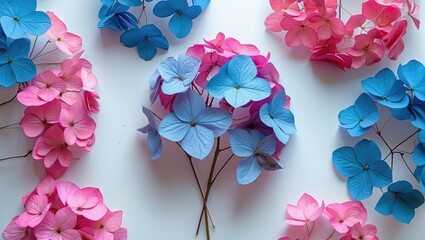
[334,60,425,224]
[98,0,209,61]
[0,0,51,88]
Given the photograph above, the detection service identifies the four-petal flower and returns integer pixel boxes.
[139,106,162,160]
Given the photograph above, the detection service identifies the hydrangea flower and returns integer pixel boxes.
[153,0,202,38]
[322,201,367,233]
[0,38,36,87]
[0,0,51,39]
[229,129,281,185]
[285,193,324,226]
[398,60,425,101]
[138,107,162,160]
[375,180,424,223]
[120,24,169,61]
[98,2,138,31]
[158,90,232,160]
[333,139,392,200]
[338,93,379,137]
[158,54,201,95]
[45,11,82,55]
[206,55,271,108]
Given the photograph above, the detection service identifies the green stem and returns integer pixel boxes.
[0,150,32,162]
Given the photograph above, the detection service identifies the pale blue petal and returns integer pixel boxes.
[206,72,234,98]
[169,14,192,39]
[158,113,190,142]
[153,1,175,17]
[354,139,381,165]
[0,16,25,39]
[256,135,276,155]
[158,56,179,81]
[149,70,161,103]
[269,90,286,112]
[180,125,214,160]
[192,0,210,9]
[10,58,36,83]
[147,129,163,160]
[227,55,257,84]
[347,171,373,200]
[229,129,262,157]
[237,155,262,185]
[332,146,362,177]
[398,60,425,101]
[172,91,205,122]
[256,153,282,171]
[161,77,190,95]
[20,11,51,36]
[197,108,232,137]
[142,106,157,130]
[177,54,201,85]
[239,77,271,101]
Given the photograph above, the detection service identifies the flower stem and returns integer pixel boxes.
[0,150,32,162]
[29,36,38,59]
[399,153,415,177]
[325,230,336,240]
[0,94,17,107]
[31,40,51,60]
[0,123,19,130]
[338,0,342,19]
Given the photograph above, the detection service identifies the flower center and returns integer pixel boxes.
[395,192,401,198]
[359,118,364,122]
[57,37,62,41]
[178,75,184,81]
[382,96,387,100]
[177,9,183,15]
[56,228,62,234]
[234,84,241,89]
[190,121,197,127]
[100,224,105,229]
[363,165,369,170]
[145,35,150,41]
[7,58,12,64]
[69,122,75,127]
[77,207,83,211]
[13,16,19,21]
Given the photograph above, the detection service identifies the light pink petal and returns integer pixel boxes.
[329,218,349,233]
[81,68,98,92]
[84,196,100,209]
[375,0,403,8]
[3,216,28,240]
[285,28,303,47]
[17,86,48,106]
[37,175,56,197]
[84,91,100,113]
[67,189,88,209]
[346,14,366,36]
[20,114,45,137]
[73,117,96,140]
[113,228,127,240]
[330,18,346,37]
[33,212,56,239]
[104,211,123,232]
[60,92,82,106]
[265,11,286,32]
[82,187,104,203]
[45,11,67,39]
[64,127,77,145]
[44,148,61,168]
[43,100,62,123]
[270,0,284,11]
[56,32,82,55]
[57,148,73,167]
[94,229,114,240]
[25,194,48,215]
[34,137,54,157]
[55,207,77,230]
[82,203,108,221]
[60,229,82,240]
[317,24,332,40]
[56,181,79,205]
[300,26,318,48]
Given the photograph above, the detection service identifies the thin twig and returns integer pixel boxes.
[0,123,19,130]
[211,154,234,186]
[399,153,415,177]
[31,40,51,60]
[0,150,32,162]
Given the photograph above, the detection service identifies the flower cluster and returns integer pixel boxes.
[0,1,99,178]
[265,0,420,70]
[98,0,210,61]
[3,175,127,240]
[334,60,425,223]
[140,32,296,238]
[281,193,378,240]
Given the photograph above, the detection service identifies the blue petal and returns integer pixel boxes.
[197,108,232,137]
[192,0,210,9]
[256,134,276,155]
[0,16,26,39]
[347,171,373,200]
[149,70,161,103]
[391,106,411,121]
[158,113,190,142]
[177,54,201,86]
[101,0,114,6]
[346,124,369,137]
[354,93,379,128]
[339,106,361,129]
[229,129,262,157]
[237,155,262,185]
[142,106,158,130]
[332,146,363,177]
[180,125,214,160]
[400,190,425,209]
[147,129,163,160]
[354,139,381,165]
[11,58,36,83]
[0,64,16,87]
[269,89,286,111]
[172,91,205,122]
[206,72,234,98]
[169,14,192,38]
[153,1,175,18]
[419,130,425,143]
[137,39,157,61]
[150,35,169,50]
[411,98,425,129]
[368,160,392,188]
[119,0,142,6]
[228,55,257,85]
[168,0,189,10]
[183,5,202,19]
[392,199,415,224]
[120,28,142,48]
[20,11,51,36]
[413,143,425,166]
[225,78,271,108]
[398,60,425,101]
[414,165,424,182]
[388,180,413,193]
[9,0,36,16]
[0,0,15,17]
[8,38,30,58]
[375,192,396,215]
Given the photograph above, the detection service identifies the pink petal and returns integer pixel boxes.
[57,148,73,167]
[34,137,54,157]
[55,207,77,230]
[95,230,114,240]
[33,212,56,239]
[60,229,82,240]
[3,216,28,240]
[270,0,284,11]
[45,161,68,179]
[103,211,123,232]
[329,218,349,233]
[317,24,332,40]
[44,148,61,168]
[300,26,318,48]
[83,91,100,114]
[25,194,49,216]
[72,117,96,140]
[346,14,366,36]
[17,86,48,106]
[56,181,79,205]
[285,28,303,47]
[60,92,82,106]
[82,187,104,203]
[82,203,108,221]
[44,125,66,146]
[265,11,286,32]
[81,68,98,92]
[67,189,88,209]
[186,44,205,60]
[56,32,82,55]
[45,12,67,39]
[36,175,56,197]
[20,113,45,137]
[113,228,127,240]
[64,127,77,146]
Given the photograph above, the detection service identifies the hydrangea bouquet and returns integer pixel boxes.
[140,32,296,239]
[0,0,99,178]
[98,0,210,61]
[265,0,420,70]
[334,60,425,224]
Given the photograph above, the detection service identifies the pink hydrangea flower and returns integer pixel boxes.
[286,193,325,226]
[34,207,81,240]
[16,194,51,228]
[45,11,82,55]
[20,100,61,137]
[322,201,367,233]
[66,188,108,221]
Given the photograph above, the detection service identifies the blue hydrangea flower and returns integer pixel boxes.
[0,0,51,39]
[398,60,425,101]
[259,90,296,144]
[206,55,271,108]
[375,181,424,224]
[338,93,380,137]
[391,97,425,129]
[192,0,210,9]
[101,0,143,7]
[361,68,409,108]
[158,54,201,95]
[139,107,162,160]
[120,24,169,61]
[0,38,36,88]
[153,0,202,38]
[158,90,232,160]
[98,2,138,31]
[333,139,392,200]
[229,128,281,185]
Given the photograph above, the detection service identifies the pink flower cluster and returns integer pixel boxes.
[15,13,99,178]
[3,176,126,240]
[265,0,420,70]
[281,193,378,240]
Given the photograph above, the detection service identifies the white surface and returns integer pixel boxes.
[1,0,425,239]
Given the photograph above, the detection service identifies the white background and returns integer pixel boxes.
[1,0,425,239]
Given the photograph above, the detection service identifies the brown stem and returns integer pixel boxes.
[0,150,32,162]
[0,123,19,130]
